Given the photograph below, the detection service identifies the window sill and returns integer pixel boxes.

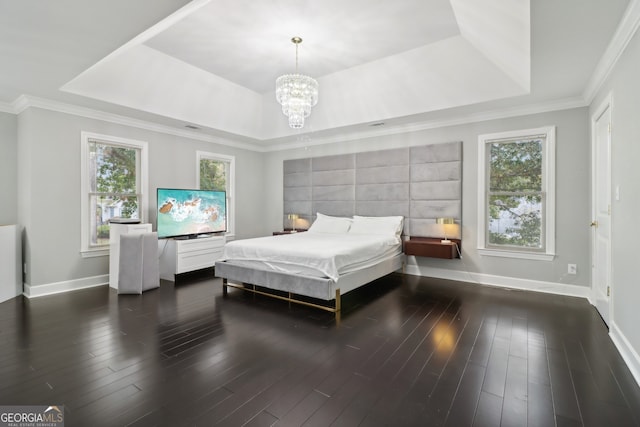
[478,248,555,261]
[81,248,109,258]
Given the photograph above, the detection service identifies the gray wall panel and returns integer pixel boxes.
[284,187,311,201]
[313,185,354,201]
[312,201,355,217]
[283,158,311,174]
[357,147,408,168]
[312,170,354,186]
[284,142,462,236]
[312,153,355,171]
[411,141,461,163]
[410,200,461,219]
[355,201,410,217]
[283,172,311,188]
[356,165,409,184]
[411,162,461,182]
[356,183,409,201]
[411,181,461,200]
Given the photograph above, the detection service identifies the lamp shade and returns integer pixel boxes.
[287,213,299,231]
[435,217,455,225]
[435,217,456,244]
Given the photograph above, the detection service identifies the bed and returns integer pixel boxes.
[215,214,405,316]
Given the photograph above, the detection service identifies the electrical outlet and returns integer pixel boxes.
[568,264,577,275]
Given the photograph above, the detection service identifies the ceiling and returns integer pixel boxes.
[0,0,633,149]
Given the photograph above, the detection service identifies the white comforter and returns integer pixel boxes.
[220,232,401,281]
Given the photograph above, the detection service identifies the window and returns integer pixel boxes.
[81,132,148,256]
[477,126,555,260]
[197,151,235,237]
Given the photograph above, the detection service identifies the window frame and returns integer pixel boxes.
[80,132,148,257]
[477,126,556,261]
[196,151,235,239]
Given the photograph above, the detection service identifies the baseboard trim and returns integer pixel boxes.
[403,265,590,299]
[24,275,109,298]
[22,267,591,300]
[610,322,640,388]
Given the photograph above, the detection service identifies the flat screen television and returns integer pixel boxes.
[156,188,227,239]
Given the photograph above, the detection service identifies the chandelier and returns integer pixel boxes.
[276,37,318,129]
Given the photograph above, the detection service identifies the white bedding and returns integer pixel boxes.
[220,232,402,281]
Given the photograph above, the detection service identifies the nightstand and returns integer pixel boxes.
[404,237,461,259]
[273,229,307,236]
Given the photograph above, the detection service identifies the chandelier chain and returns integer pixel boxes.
[292,36,302,73]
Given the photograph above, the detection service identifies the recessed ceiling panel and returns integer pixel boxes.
[144,0,461,93]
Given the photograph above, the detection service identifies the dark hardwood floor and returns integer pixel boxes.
[1,272,639,426]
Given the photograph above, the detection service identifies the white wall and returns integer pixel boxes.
[0,112,17,225]
[16,107,265,291]
[591,23,640,379]
[263,107,591,293]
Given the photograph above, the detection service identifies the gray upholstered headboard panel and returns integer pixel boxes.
[283,141,462,237]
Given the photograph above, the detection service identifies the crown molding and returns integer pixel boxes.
[11,94,30,114]
[0,101,16,114]
[583,0,640,103]
[10,95,266,152]
[263,96,588,152]
[6,93,587,154]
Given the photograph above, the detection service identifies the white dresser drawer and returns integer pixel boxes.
[159,235,226,281]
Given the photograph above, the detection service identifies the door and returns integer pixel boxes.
[592,98,612,327]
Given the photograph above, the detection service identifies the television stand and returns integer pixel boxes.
[159,234,225,281]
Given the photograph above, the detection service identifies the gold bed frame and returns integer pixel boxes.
[222,278,341,318]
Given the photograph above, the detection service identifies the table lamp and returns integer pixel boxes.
[288,214,299,232]
[435,217,455,244]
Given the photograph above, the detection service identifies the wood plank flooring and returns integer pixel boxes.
[1,273,639,426]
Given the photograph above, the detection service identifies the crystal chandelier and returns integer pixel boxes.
[276,37,318,129]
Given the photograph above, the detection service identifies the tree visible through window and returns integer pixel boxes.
[89,141,141,246]
[197,151,235,236]
[81,132,147,255]
[478,126,555,260]
[199,158,227,192]
[488,138,543,249]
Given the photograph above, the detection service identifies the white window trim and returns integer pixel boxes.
[80,131,148,257]
[477,126,556,261]
[196,151,236,239]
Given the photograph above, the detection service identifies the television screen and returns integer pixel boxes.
[156,188,227,239]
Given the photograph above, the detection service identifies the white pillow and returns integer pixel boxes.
[348,215,404,237]
[307,213,352,234]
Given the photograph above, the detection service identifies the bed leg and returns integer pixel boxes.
[222,278,228,296]
[335,289,342,325]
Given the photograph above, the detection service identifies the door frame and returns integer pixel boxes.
[590,93,613,326]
